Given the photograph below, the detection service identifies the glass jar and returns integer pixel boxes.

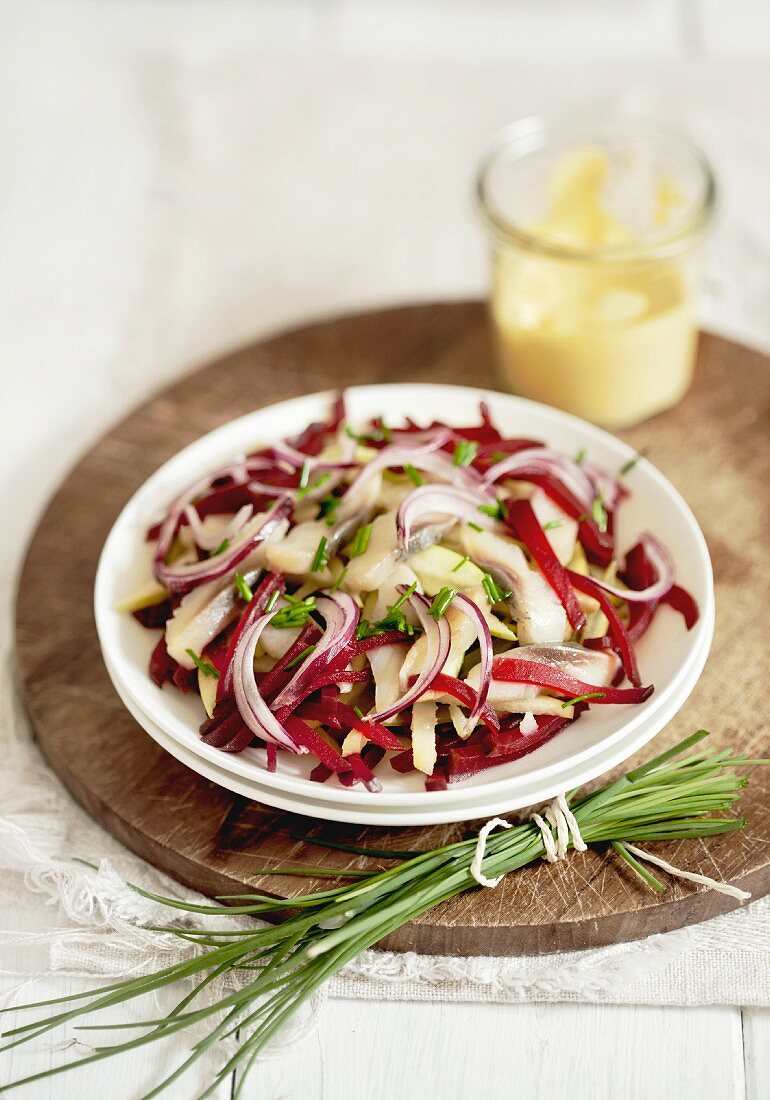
[476,118,716,429]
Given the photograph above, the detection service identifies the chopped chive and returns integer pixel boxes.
[478,501,504,520]
[317,494,341,525]
[329,566,348,594]
[488,450,507,463]
[285,644,317,670]
[451,555,470,573]
[311,537,329,573]
[482,572,511,605]
[298,459,311,490]
[347,523,373,559]
[619,448,650,476]
[404,464,424,487]
[429,586,457,620]
[265,590,280,613]
[543,520,564,531]
[561,691,606,708]
[467,521,483,532]
[271,596,316,629]
[391,581,417,611]
[453,440,478,467]
[234,573,253,602]
[211,538,230,556]
[355,582,419,640]
[591,491,608,533]
[353,705,365,720]
[345,422,393,445]
[574,448,586,465]
[297,470,330,501]
[185,649,220,679]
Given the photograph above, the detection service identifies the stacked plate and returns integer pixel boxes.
[95,385,714,826]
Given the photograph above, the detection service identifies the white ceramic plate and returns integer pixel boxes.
[95,384,714,815]
[104,611,712,825]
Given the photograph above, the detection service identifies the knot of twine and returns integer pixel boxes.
[470,797,751,901]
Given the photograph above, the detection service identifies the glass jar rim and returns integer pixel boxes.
[475,116,717,264]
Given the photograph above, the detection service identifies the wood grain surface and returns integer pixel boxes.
[14,302,770,955]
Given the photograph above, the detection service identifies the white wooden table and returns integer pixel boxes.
[1,2,768,1096]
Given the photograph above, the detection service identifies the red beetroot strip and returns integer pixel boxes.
[273,670,371,723]
[283,716,351,774]
[374,402,503,450]
[509,471,615,567]
[429,673,500,731]
[297,699,404,751]
[504,498,587,632]
[200,699,253,752]
[149,637,197,693]
[475,438,544,465]
[621,543,699,629]
[567,569,641,687]
[492,658,653,704]
[310,761,334,784]
[390,712,577,781]
[446,713,573,781]
[258,623,323,701]
[133,598,173,629]
[338,749,383,792]
[284,391,346,456]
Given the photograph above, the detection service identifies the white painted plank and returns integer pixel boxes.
[0,907,234,1096]
[329,0,683,60]
[696,0,770,57]
[0,978,233,1099]
[244,998,744,1100]
[743,1008,770,1100]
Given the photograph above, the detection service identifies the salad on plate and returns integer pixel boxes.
[121,394,699,793]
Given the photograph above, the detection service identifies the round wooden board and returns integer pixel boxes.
[15,302,770,956]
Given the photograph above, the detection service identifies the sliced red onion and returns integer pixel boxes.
[370,589,451,722]
[243,454,288,474]
[339,433,488,518]
[451,593,493,733]
[583,463,624,511]
[153,468,237,568]
[247,473,347,504]
[271,433,357,472]
[270,592,360,713]
[152,455,286,564]
[584,533,676,603]
[232,613,306,754]
[270,440,318,468]
[183,502,254,552]
[245,479,297,499]
[396,484,497,552]
[483,448,595,512]
[155,496,292,593]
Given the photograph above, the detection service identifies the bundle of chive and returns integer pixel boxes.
[2,731,766,1097]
